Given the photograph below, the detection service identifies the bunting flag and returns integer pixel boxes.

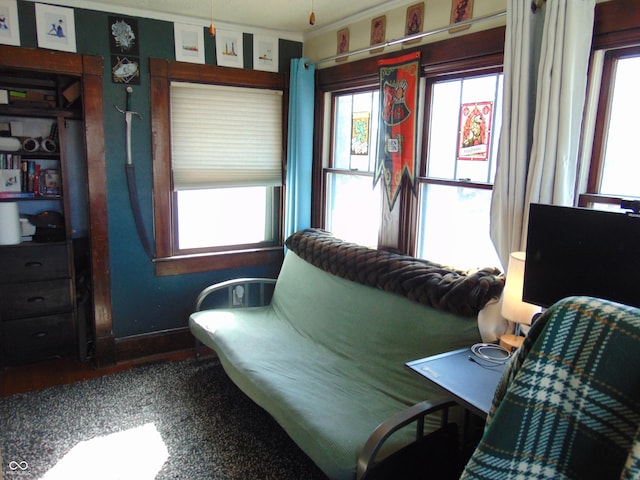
[374,51,420,210]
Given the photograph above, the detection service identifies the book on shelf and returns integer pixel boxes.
[0,152,22,169]
[0,191,36,198]
[0,157,43,196]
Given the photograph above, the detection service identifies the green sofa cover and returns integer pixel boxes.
[189,230,504,479]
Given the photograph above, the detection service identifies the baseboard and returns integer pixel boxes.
[114,327,196,363]
[94,334,117,367]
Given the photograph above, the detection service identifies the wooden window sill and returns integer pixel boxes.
[153,246,284,276]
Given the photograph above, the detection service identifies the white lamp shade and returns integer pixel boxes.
[501,251,541,326]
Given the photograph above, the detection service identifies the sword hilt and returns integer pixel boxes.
[115,86,141,118]
[125,86,133,112]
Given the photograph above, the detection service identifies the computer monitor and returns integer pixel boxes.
[523,203,640,309]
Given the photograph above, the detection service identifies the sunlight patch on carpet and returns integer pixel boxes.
[40,423,168,480]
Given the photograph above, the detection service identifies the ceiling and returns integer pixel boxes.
[56,0,413,38]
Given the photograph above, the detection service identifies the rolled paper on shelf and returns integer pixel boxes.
[22,137,40,152]
[40,137,57,153]
[0,202,21,245]
[0,136,22,151]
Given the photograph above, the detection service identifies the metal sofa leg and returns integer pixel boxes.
[194,338,201,361]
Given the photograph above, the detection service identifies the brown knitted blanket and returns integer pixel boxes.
[285,229,505,318]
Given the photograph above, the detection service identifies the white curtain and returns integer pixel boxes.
[490,0,595,269]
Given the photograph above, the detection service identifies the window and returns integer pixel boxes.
[170,82,282,251]
[416,72,503,269]
[176,187,274,249]
[581,47,640,211]
[319,63,504,268]
[316,28,506,268]
[598,55,640,197]
[324,90,381,247]
[150,59,286,275]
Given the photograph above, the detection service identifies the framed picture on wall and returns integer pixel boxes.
[111,55,140,84]
[109,16,139,56]
[336,27,349,62]
[215,28,244,68]
[404,2,424,44]
[370,16,386,54]
[35,3,77,52]
[253,35,278,72]
[174,23,205,64]
[0,0,21,46]
[450,0,474,33]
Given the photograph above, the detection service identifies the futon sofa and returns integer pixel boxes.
[189,229,504,479]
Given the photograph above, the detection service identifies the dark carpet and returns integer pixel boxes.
[0,357,328,479]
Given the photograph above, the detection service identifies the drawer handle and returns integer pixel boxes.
[27,296,45,303]
[25,261,43,268]
[32,331,48,338]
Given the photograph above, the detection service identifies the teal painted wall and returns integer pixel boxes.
[15,1,301,337]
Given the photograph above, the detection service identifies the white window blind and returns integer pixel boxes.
[170,81,283,190]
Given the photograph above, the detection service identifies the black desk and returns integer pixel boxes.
[406,348,507,418]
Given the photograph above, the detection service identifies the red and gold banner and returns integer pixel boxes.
[375,51,420,210]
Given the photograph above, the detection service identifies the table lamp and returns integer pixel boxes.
[500,251,541,351]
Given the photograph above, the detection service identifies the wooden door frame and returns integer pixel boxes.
[0,45,114,366]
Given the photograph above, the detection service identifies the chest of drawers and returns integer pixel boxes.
[0,242,76,366]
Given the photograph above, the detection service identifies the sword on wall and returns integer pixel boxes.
[116,86,154,259]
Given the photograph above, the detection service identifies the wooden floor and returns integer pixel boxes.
[0,349,197,397]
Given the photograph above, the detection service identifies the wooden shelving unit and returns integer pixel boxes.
[0,66,83,367]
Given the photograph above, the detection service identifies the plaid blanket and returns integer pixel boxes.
[462,296,640,480]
